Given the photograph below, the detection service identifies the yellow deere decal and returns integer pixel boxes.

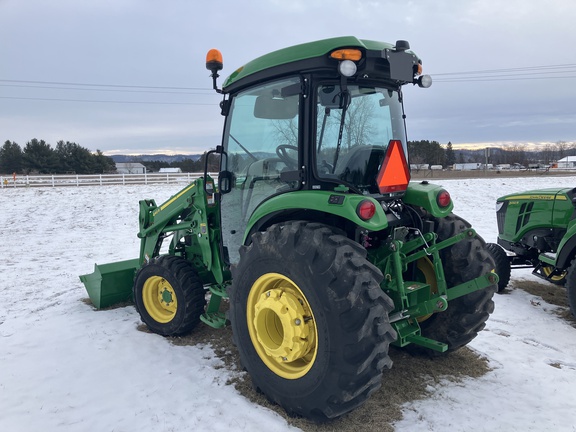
[505,194,566,201]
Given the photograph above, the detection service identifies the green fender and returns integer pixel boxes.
[403,181,454,217]
[243,182,453,243]
[553,219,576,269]
[243,190,387,243]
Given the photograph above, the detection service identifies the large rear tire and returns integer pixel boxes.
[412,213,496,355]
[565,258,576,317]
[486,242,511,292]
[133,255,206,336]
[229,221,396,421]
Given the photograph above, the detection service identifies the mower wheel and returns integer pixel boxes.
[565,258,576,317]
[411,212,496,355]
[133,255,206,336]
[229,221,396,421]
[486,243,511,292]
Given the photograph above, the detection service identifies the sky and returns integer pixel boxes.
[1,0,575,155]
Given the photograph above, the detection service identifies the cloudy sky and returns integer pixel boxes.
[1,0,575,155]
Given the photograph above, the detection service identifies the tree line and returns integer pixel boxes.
[408,140,576,168]
[0,139,116,175]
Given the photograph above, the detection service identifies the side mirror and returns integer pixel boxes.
[218,170,233,194]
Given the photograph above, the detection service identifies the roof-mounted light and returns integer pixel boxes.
[338,60,357,77]
[416,74,432,88]
[330,48,362,61]
[205,49,223,72]
[206,49,224,93]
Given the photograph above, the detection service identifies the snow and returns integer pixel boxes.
[2,176,576,431]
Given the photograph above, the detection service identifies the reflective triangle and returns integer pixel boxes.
[376,140,411,194]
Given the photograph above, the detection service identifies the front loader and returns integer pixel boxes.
[80,36,497,421]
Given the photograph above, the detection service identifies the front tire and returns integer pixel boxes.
[133,255,206,336]
[486,242,511,292]
[229,221,396,421]
[565,258,576,317]
[414,213,496,354]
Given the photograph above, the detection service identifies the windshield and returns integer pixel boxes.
[315,84,406,194]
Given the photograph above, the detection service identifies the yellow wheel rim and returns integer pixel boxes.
[142,276,178,323]
[542,265,566,282]
[247,273,318,380]
[416,257,438,323]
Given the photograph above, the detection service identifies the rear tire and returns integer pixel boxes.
[565,258,576,317]
[412,213,496,355]
[486,242,511,292]
[133,255,206,336]
[229,221,396,421]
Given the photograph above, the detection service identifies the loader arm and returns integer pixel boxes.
[137,176,227,285]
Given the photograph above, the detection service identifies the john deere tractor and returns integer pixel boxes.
[80,36,497,420]
[488,187,576,316]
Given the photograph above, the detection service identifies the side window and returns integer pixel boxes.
[221,77,301,264]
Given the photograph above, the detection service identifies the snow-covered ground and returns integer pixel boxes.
[1,176,575,431]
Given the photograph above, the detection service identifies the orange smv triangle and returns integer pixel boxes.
[376,140,411,194]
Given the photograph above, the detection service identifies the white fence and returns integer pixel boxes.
[0,172,217,188]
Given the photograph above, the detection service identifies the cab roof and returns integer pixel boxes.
[222,36,416,93]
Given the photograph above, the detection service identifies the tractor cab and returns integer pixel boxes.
[207,37,431,264]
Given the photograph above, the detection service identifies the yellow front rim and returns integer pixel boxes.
[142,276,178,323]
[416,257,438,323]
[542,265,567,282]
[247,273,318,380]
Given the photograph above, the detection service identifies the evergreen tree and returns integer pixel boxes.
[445,141,455,167]
[0,140,23,174]
[55,141,95,174]
[22,139,59,174]
[92,150,117,173]
[407,140,446,166]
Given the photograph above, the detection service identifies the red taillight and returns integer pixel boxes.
[437,189,451,207]
[357,200,377,221]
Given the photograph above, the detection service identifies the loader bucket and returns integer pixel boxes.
[79,258,140,309]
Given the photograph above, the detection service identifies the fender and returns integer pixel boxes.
[403,181,454,217]
[555,219,576,269]
[243,190,387,243]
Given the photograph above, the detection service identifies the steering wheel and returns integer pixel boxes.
[276,144,298,169]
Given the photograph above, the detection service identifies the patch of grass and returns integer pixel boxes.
[513,280,576,328]
[165,320,491,432]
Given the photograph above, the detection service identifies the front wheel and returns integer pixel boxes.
[133,255,206,336]
[229,221,396,421]
[486,242,511,292]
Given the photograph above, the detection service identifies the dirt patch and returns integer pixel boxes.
[511,280,576,327]
[168,313,490,432]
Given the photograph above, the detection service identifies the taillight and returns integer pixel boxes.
[437,189,451,208]
[357,200,376,221]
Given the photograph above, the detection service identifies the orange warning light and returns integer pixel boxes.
[376,140,410,194]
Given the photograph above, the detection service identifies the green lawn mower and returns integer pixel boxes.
[488,187,576,316]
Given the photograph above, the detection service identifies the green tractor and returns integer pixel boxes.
[488,187,576,316]
[80,36,497,420]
